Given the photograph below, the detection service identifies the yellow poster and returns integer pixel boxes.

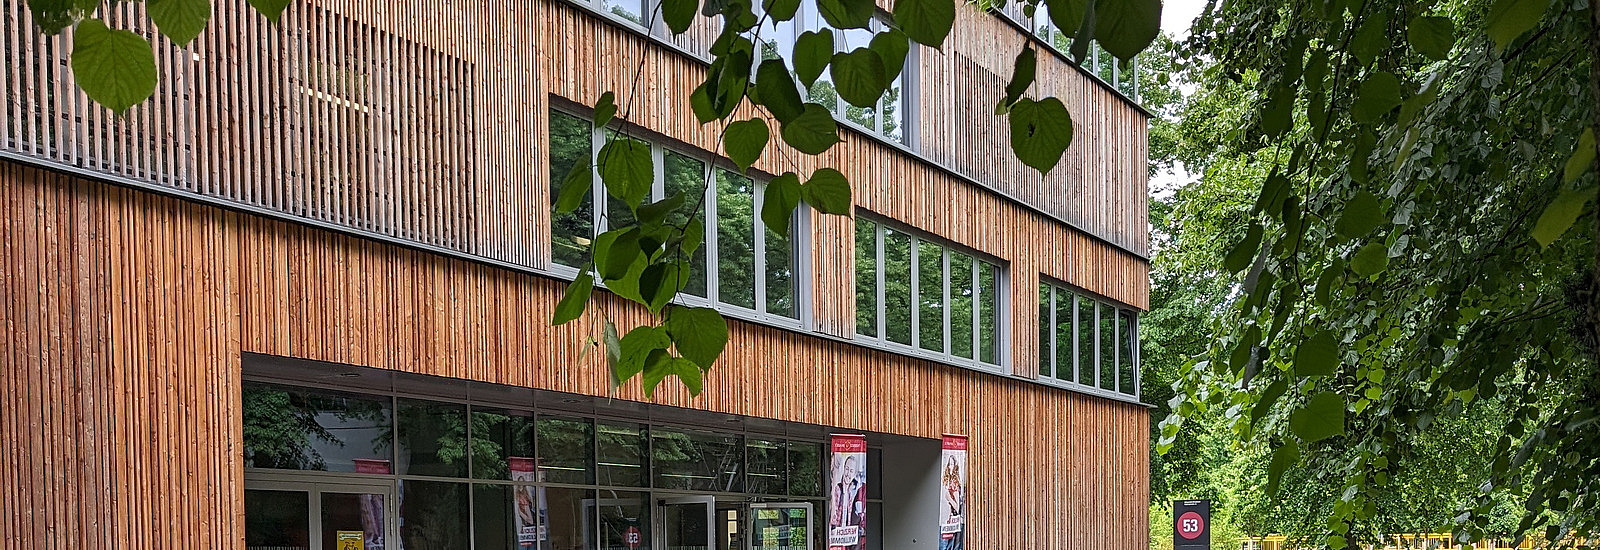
[336,530,364,550]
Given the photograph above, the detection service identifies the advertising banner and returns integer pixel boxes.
[510,457,545,549]
[828,434,868,550]
[1174,499,1211,550]
[938,434,968,550]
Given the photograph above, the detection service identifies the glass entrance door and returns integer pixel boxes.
[245,476,393,550]
[658,495,715,550]
[748,503,812,550]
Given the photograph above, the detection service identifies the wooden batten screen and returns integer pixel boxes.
[1,0,480,254]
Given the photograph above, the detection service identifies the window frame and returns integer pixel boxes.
[852,214,1008,371]
[546,107,812,330]
[1036,278,1140,399]
[756,2,918,146]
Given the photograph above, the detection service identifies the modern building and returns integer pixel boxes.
[0,0,1151,548]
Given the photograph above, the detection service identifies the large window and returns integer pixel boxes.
[854,217,1004,368]
[996,3,1140,99]
[1037,280,1139,397]
[548,109,802,322]
[752,0,913,144]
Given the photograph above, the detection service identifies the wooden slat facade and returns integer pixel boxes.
[1,0,1151,547]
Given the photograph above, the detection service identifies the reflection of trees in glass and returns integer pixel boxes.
[917,241,945,352]
[978,262,1000,364]
[1054,289,1074,381]
[597,422,649,487]
[1039,284,1053,377]
[1076,296,1094,382]
[746,438,787,495]
[765,216,795,317]
[663,151,708,297]
[400,480,470,549]
[470,410,534,480]
[537,416,595,485]
[395,399,469,477]
[786,441,822,497]
[882,228,913,345]
[549,111,593,268]
[242,384,339,469]
[949,252,974,359]
[854,220,877,337]
[1099,302,1115,390]
[651,428,743,492]
[716,170,757,309]
[804,78,901,140]
[1118,310,1136,394]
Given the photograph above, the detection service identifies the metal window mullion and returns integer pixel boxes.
[590,126,606,233]
[1113,307,1120,393]
[652,145,665,201]
[705,164,720,305]
[941,248,950,356]
[1094,300,1102,389]
[1133,315,1142,399]
[754,183,768,316]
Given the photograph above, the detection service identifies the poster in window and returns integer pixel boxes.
[827,434,867,550]
[938,434,968,550]
[510,457,544,548]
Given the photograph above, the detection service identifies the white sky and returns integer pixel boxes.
[1150,0,1210,197]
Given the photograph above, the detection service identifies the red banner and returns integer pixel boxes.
[939,434,968,549]
[828,434,867,550]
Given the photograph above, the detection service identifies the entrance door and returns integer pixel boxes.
[658,495,715,550]
[245,476,394,550]
[748,503,813,550]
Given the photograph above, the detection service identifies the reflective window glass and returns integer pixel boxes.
[1038,284,1052,377]
[882,227,913,345]
[1077,296,1095,383]
[917,240,946,353]
[472,407,536,480]
[854,219,878,338]
[245,489,310,548]
[1120,310,1137,395]
[716,169,757,310]
[242,382,393,473]
[652,427,744,492]
[597,490,652,550]
[1055,291,1074,382]
[598,421,649,487]
[537,415,595,485]
[549,111,594,269]
[787,441,823,497]
[543,487,594,550]
[764,194,797,319]
[978,261,1000,364]
[1100,301,1116,390]
[396,398,469,478]
[399,480,469,549]
[746,438,787,495]
[949,252,974,359]
[663,151,708,297]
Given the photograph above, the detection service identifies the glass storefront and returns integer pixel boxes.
[242,380,830,550]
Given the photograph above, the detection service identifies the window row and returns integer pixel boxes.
[1037,281,1138,395]
[854,218,1003,368]
[996,3,1141,100]
[549,109,801,321]
[241,382,825,496]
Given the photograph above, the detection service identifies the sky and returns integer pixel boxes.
[1161,0,1210,38]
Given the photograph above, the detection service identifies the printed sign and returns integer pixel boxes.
[336,531,364,550]
[510,457,542,548]
[623,525,642,549]
[828,434,868,550]
[1174,500,1211,550]
[937,434,968,550]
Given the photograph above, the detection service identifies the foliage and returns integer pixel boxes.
[1160,0,1600,547]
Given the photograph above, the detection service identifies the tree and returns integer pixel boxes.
[1159,0,1600,547]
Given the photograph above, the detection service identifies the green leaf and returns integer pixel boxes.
[246,0,292,22]
[1350,242,1389,277]
[690,84,719,124]
[1267,439,1300,495]
[761,172,803,236]
[755,60,805,123]
[602,318,622,378]
[1224,223,1263,274]
[830,48,888,109]
[1259,85,1294,138]
[147,0,211,45]
[1351,72,1402,124]
[1485,0,1551,52]
[1530,185,1597,248]
[1091,0,1160,61]
[762,0,801,21]
[1406,15,1454,61]
[1253,173,1290,215]
[801,168,852,215]
[594,91,618,127]
[1290,392,1347,443]
[1007,97,1074,175]
[892,0,955,48]
[1348,13,1389,66]
[70,19,158,114]
[28,0,95,34]
[643,356,704,397]
[554,162,593,215]
[868,29,910,83]
[1563,127,1595,183]
[600,228,643,280]
[1252,379,1288,424]
[779,103,840,155]
[1336,190,1387,239]
[637,193,687,229]
[1294,330,1339,377]
[817,0,873,29]
[724,118,770,172]
[552,271,594,325]
[616,326,672,386]
[662,0,697,34]
[639,260,690,312]
[598,138,654,209]
[665,305,729,369]
[1044,0,1088,37]
[999,46,1037,113]
[793,31,834,88]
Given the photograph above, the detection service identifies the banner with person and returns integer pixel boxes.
[938,434,968,550]
[828,434,868,550]
[510,457,542,548]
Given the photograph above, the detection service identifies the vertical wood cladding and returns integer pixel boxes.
[1,164,1148,549]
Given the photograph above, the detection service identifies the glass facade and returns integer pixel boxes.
[243,381,830,549]
[854,217,1005,369]
[1037,280,1141,396]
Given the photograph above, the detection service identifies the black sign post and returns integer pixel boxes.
[1173,500,1211,550]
